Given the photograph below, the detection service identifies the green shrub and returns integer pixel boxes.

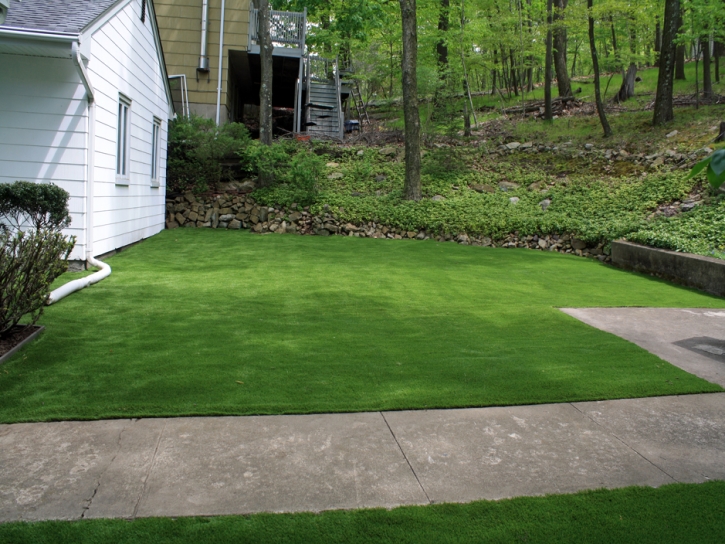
[167,116,251,194]
[0,181,71,231]
[0,229,74,335]
[246,141,324,207]
[0,181,75,336]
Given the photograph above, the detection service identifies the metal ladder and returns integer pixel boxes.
[348,79,370,131]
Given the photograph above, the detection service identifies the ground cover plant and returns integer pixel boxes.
[1,481,724,543]
[0,229,722,423]
[252,131,725,259]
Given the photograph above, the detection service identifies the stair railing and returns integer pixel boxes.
[333,57,344,140]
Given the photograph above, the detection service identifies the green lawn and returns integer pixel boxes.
[0,229,722,423]
[2,482,724,543]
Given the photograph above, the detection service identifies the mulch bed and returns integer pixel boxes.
[0,325,42,359]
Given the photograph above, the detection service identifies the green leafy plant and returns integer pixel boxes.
[167,116,251,194]
[0,181,71,231]
[688,148,725,190]
[0,182,75,336]
[0,229,75,336]
[245,141,324,207]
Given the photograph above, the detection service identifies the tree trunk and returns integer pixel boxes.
[553,0,572,97]
[257,0,274,185]
[703,37,713,98]
[544,0,554,120]
[434,0,449,112]
[715,42,722,83]
[463,100,471,136]
[436,0,449,70]
[654,20,662,66]
[616,64,638,102]
[653,0,680,126]
[571,39,579,76]
[588,0,612,136]
[675,13,686,80]
[399,0,421,201]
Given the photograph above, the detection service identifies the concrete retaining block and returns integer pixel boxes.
[611,241,725,298]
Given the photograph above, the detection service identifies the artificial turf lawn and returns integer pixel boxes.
[0,229,723,423]
[1,482,724,543]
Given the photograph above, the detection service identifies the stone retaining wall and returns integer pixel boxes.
[166,192,612,262]
[611,241,725,297]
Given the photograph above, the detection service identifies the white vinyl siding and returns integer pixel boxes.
[0,53,88,259]
[116,96,131,182]
[86,0,169,256]
[0,0,169,261]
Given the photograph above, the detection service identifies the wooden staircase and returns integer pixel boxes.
[303,57,343,139]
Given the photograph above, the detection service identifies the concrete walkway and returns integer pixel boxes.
[0,307,723,523]
[561,307,725,387]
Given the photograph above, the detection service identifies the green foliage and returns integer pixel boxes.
[0,229,75,336]
[0,181,71,231]
[308,147,697,246]
[688,148,725,190]
[0,181,75,336]
[167,116,251,194]
[628,197,725,259]
[246,141,325,207]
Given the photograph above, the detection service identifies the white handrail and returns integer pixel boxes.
[250,8,305,48]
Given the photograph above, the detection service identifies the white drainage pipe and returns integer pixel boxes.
[47,256,111,305]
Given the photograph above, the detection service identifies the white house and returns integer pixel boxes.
[0,0,173,263]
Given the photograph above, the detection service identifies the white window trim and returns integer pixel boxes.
[116,94,132,185]
[151,117,161,187]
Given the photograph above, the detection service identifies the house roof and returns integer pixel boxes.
[1,0,121,34]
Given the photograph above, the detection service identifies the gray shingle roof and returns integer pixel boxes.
[1,0,121,34]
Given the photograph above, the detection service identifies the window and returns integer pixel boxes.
[116,96,131,183]
[151,118,161,185]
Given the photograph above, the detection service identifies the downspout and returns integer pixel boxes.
[49,41,111,305]
[198,0,210,71]
[215,0,226,125]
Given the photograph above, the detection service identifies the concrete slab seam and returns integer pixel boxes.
[81,422,130,519]
[380,412,432,505]
[131,419,166,519]
[567,402,679,484]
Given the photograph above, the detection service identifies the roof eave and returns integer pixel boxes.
[0,26,79,41]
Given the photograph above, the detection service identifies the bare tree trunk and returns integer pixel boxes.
[571,38,579,76]
[653,0,680,126]
[552,0,571,97]
[654,20,662,66]
[703,36,713,98]
[715,41,722,83]
[544,0,554,120]
[618,64,637,101]
[257,0,273,186]
[675,13,686,79]
[399,0,421,201]
[616,27,638,102]
[463,99,471,136]
[434,0,449,113]
[588,0,612,136]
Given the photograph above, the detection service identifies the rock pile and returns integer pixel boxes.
[494,141,710,170]
[166,192,611,262]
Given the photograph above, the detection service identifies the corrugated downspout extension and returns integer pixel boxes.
[198,0,210,71]
[47,256,111,305]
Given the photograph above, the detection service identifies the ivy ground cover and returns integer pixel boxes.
[0,229,723,423]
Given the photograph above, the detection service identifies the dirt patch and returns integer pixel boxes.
[0,325,42,359]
